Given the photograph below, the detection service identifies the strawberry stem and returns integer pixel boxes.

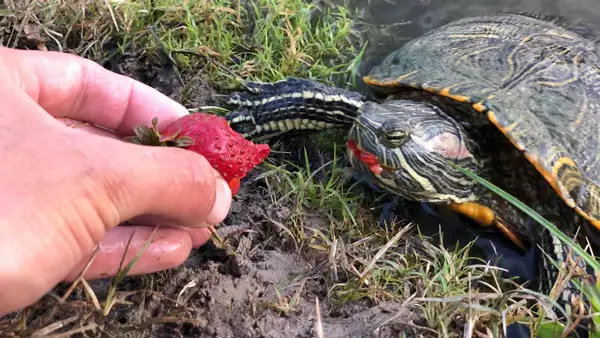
[124,117,196,149]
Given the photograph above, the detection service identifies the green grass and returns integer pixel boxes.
[251,145,600,337]
[2,0,360,90]
[454,164,600,337]
[245,133,600,337]
[252,144,549,336]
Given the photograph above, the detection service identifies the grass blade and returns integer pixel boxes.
[451,164,600,272]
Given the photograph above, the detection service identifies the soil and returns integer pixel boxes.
[0,48,427,338]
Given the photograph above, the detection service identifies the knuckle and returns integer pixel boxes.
[75,160,124,238]
[67,141,125,231]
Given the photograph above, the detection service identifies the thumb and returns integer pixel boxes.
[86,134,233,230]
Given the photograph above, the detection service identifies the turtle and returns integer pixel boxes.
[223,12,600,307]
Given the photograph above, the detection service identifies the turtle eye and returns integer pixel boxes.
[382,129,409,148]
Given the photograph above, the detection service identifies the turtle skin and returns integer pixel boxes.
[363,13,600,234]
[224,12,600,315]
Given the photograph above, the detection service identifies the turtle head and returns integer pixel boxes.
[347,100,481,203]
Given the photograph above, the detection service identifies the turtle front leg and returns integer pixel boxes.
[225,78,367,140]
[448,201,529,251]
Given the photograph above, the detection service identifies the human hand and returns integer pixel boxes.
[0,47,232,314]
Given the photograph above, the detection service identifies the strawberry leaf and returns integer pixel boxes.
[135,125,159,141]
[126,127,154,145]
[158,127,182,143]
[123,136,143,144]
[158,134,175,143]
[175,136,195,147]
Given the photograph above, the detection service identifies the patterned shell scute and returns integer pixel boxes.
[365,13,600,226]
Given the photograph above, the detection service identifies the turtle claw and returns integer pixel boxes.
[350,171,402,227]
[378,196,402,228]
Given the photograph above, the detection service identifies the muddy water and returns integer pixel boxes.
[326,0,600,75]
[321,0,600,285]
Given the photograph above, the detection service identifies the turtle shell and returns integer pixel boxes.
[362,13,600,231]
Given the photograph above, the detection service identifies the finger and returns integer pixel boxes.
[64,225,193,281]
[1,47,187,135]
[57,117,121,139]
[186,227,213,248]
[90,135,232,228]
[55,121,231,230]
[127,215,213,247]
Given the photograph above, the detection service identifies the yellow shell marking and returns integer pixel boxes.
[472,102,486,113]
[552,156,577,181]
[485,110,600,231]
[487,111,525,151]
[438,86,470,102]
[525,148,600,231]
[363,70,420,88]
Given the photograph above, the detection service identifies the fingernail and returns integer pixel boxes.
[206,178,232,225]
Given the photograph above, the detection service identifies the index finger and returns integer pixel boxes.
[1,46,187,135]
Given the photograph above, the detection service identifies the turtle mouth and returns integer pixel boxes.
[346,139,397,176]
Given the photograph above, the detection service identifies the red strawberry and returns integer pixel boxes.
[125,113,270,195]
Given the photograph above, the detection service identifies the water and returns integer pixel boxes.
[322,0,600,75]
